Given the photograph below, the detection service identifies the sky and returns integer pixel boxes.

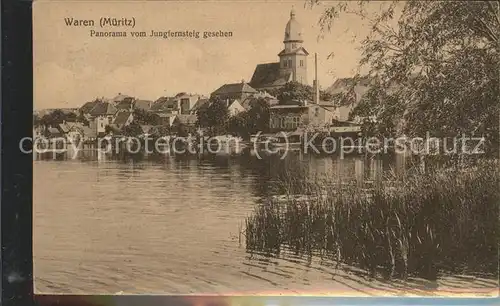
[33,0,375,109]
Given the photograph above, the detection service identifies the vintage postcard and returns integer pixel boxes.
[33,0,499,296]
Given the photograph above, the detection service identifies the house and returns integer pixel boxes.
[269,100,334,132]
[58,121,76,135]
[79,100,101,117]
[228,100,246,116]
[134,100,153,111]
[156,113,177,127]
[211,81,257,102]
[115,98,135,112]
[325,76,372,122]
[329,119,362,135]
[58,121,86,140]
[172,114,198,135]
[88,102,118,137]
[64,123,87,143]
[47,127,62,138]
[173,93,205,115]
[68,125,98,143]
[150,97,177,113]
[249,9,309,91]
[240,94,279,111]
[174,114,197,126]
[112,111,133,129]
[189,98,210,115]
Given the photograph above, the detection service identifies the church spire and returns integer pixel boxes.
[284,6,303,43]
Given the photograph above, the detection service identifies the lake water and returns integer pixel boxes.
[33,151,498,296]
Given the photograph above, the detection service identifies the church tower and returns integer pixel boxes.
[278,8,309,85]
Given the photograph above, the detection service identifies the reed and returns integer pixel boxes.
[245,158,499,280]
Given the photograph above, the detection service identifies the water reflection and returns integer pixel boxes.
[34,149,496,295]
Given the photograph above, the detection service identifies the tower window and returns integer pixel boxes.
[300,60,303,67]
[288,59,292,68]
[283,60,287,68]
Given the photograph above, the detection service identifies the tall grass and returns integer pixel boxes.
[245,158,499,280]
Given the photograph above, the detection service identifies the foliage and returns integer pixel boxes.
[150,125,171,137]
[33,114,41,127]
[121,122,144,137]
[268,81,333,104]
[195,96,229,136]
[76,113,89,126]
[227,98,271,139]
[246,158,499,280]
[38,109,77,127]
[247,98,270,133]
[171,122,190,137]
[310,0,500,153]
[133,109,159,125]
[228,114,249,138]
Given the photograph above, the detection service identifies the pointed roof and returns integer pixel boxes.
[241,95,279,110]
[284,7,303,43]
[139,125,154,134]
[150,97,175,112]
[278,47,309,56]
[211,82,257,96]
[89,102,117,117]
[113,111,133,125]
[80,100,100,114]
[249,62,291,89]
[115,99,134,110]
[58,122,82,133]
[326,76,372,105]
[228,99,244,109]
[190,98,210,113]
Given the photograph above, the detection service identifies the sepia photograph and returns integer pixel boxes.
[32,0,499,296]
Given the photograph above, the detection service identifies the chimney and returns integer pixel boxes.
[314,53,320,104]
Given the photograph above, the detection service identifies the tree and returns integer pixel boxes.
[172,122,191,137]
[227,97,271,139]
[39,109,74,127]
[311,1,499,152]
[246,97,270,133]
[76,113,89,126]
[122,122,143,137]
[133,109,159,125]
[33,114,41,127]
[150,125,171,138]
[276,82,314,104]
[228,112,250,138]
[269,81,333,104]
[195,96,229,136]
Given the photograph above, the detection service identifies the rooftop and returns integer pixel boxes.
[113,111,132,125]
[212,82,257,96]
[249,62,291,89]
[89,102,117,117]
